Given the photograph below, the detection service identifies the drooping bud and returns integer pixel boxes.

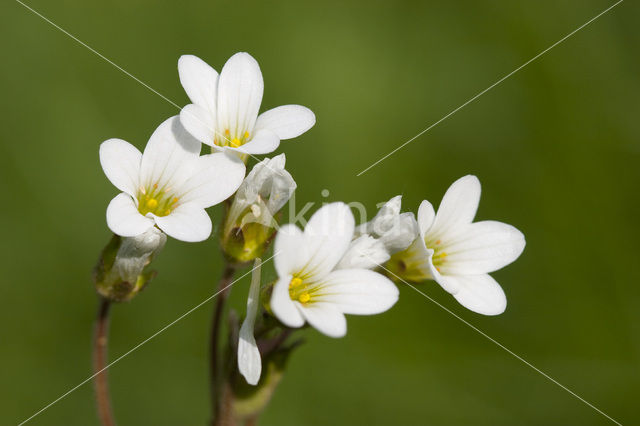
[93,227,166,302]
[356,195,418,255]
[223,154,296,263]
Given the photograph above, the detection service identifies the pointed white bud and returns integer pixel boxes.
[356,195,418,254]
[223,154,297,262]
[112,227,167,285]
[236,153,296,216]
[238,259,263,385]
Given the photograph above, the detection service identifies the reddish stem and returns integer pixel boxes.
[93,298,115,426]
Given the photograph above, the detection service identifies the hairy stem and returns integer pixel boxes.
[93,297,115,426]
[210,263,237,425]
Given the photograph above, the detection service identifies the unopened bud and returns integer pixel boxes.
[222,154,296,264]
[93,227,166,302]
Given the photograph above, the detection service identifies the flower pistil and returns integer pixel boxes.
[137,183,180,217]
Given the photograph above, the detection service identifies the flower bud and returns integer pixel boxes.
[356,195,418,255]
[223,154,296,263]
[93,227,166,302]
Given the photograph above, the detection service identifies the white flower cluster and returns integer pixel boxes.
[100,53,314,243]
[96,52,525,391]
[238,179,525,384]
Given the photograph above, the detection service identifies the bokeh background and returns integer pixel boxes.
[1,0,639,424]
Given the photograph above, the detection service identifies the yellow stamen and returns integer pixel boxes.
[243,131,250,139]
[224,129,230,135]
[153,183,158,189]
[146,198,158,209]
[435,240,441,245]
[289,277,302,288]
[230,138,241,147]
[298,293,311,304]
[172,197,179,203]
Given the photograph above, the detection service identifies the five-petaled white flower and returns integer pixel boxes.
[407,175,525,315]
[178,52,316,155]
[271,203,399,338]
[100,116,246,242]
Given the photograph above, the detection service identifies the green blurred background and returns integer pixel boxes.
[1,0,639,424]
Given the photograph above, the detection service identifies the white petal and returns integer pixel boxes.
[417,200,435,237]
[424,248,462,294]
[271,275,305,328]
[178,55,218,113]
[151,202,212,242]
[449,274,507,315]
[99,139,142,197]
[356,195,402,237]
[216,52,263,137]
[274,224,307,277]
[440,221,526,275]
[254,105,315,140]
[238,259,263,385]
[356,196,416,254]
[301,203,355,279]
[179,104,216,146]
[106,193,154,237]
[298,303,347,338]
[139,116,201,191]
[177,152,246,208]
[315,269,399,315]
[229,128,280,155]
[430,175,481,238]
[336,235,390,270]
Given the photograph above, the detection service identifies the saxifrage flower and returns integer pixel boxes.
[100,116,245,242]
[271,203,399,337]
[178,53,315,155]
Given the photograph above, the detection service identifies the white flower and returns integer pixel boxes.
[238,259,263,386]
[100,116,246,242]
[270,203,399,338]
[178,53,316,155]
[356,195,418,254]
[412,175,525,315]
[229,153,296,229]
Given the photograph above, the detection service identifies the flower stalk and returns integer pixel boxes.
[210,263,237,425]
[92,297,115,426]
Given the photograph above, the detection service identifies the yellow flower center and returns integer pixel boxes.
[137,183,179,217]
[289,276,312,304]
[215,129,251,148]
